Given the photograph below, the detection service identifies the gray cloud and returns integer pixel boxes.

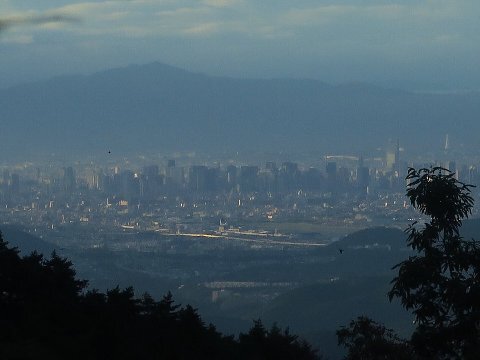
[0,13,79,33]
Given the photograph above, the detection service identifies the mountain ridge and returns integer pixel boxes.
[1,61,479,159]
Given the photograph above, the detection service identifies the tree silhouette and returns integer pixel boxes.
[339,167,480,359]
[337,316,414,360]
[0,231,321,359]
[388,167,480,358]
[239,319,319,360]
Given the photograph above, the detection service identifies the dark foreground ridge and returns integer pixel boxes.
[0,232,320,360]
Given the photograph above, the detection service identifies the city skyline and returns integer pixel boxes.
[2,2,480,358]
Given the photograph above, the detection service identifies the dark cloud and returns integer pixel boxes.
[0,13,79,33]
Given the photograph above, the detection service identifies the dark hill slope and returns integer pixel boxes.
[317,227,410,277]
[260,227,414,359]
[0,225,55,255]
[261,276,412,360]
[333,226,406,250]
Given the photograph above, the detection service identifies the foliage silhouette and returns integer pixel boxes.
[238,319,318,360]
[0,231,320,360]
[389,167,480,359]
[338,167,480,359]
[337,316,414,360]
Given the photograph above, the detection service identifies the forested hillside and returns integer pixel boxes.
[0,232,320,360]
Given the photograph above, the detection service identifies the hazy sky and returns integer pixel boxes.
[1,0,479,90]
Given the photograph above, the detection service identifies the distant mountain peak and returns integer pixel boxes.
[1,62,479,160]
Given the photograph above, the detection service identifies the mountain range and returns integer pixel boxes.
[1,61,480,159]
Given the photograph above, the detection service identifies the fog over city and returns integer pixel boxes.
[1,2,480,359]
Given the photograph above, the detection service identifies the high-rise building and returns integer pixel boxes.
[226,165,237,190]
[142,165,161,199]
[143,165,159,179]
[206,167,220,192]
[10,173,20,194]
[278,162,299,192]
[356,166,370,194]
[119,170,140,200]
[63,167,76,193]
[165,160,176,187]
[239,166,258,192]
[189,165,209,192]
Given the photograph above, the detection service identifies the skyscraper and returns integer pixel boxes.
[63,167,76,193]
